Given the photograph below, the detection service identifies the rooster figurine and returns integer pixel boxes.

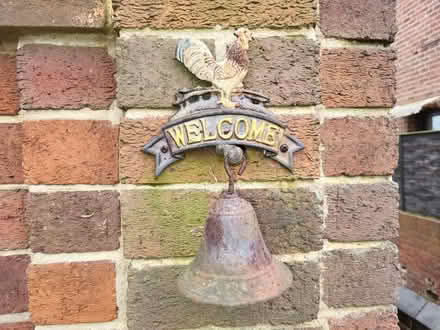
[176,28,254,108]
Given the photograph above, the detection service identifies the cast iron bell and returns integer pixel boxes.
[178,146,292,306]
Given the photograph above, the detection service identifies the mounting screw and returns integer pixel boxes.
[161,146,169,153]
[280,144,289,153]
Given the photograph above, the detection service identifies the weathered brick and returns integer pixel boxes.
[116,37,211,109]
[238,187,323,254]
[321,117,398,176]
[320,49,395,108]
[0,55,18,115]
[245,37,320,106]
[0,124,23,184]
[23,120,118,184]
[27,262,116,325]
[120,115,319,184]
[320,0,397,42]
[0,0,105,29]
[323,243,399,307]
[0,255,30,314]
[0,190,28,250]
[328,309,399,330]
[27,191,120,253]
[117,36,320,108]
[121,186,322,258]
[325,183,399,241]
[127,260,319,329]
[115,0,316,29]
[0,323,34,330]
[17,45,115,110]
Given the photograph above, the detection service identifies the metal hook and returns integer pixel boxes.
[221,145,248,194]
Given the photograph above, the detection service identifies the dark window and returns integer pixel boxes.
[398,131,440,218]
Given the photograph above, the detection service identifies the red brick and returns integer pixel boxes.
[320,49,395,108]
[27,191,120,253]
[0,0,105,29]
[0,55,18,115]
[115,0,316,29]
[328,309,399,330]
[399,212,440,301]
[320,0,397,42]
[0,323,34,330]
[323,243,399,307]
[0,124,23,184]
[17,45,115,110]
[0,190,28,250]
[400,240,440,302]
[27,262,116,325]
[120,115,319,184]
[23,120,118,184]
[321,117,398,176]
[325,183,399,241]
[395,0,440,105]
[0,255,30,314]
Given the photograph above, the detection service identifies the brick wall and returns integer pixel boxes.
[394,0,440,105]
[0,1,400,329]
[393,0,440,316]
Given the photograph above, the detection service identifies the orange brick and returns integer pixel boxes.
[320,48,395,108]
[23,120,118,184]
[115,0,316,29]
[27,262,116,325]
[0,55,18,115]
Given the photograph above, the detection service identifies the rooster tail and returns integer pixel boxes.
[175,38,216,82]
[176,38,191,64]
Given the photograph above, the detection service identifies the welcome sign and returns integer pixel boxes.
[144,91,304,176]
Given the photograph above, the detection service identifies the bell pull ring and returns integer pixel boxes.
[143,29,304,306]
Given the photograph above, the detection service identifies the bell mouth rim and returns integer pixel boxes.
[177,257,293,307]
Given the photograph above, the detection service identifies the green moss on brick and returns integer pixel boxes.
[121,189,215,258]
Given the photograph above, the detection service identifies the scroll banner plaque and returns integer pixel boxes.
[144,90,304,176]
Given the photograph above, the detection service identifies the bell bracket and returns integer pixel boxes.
[142,88,304,306]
